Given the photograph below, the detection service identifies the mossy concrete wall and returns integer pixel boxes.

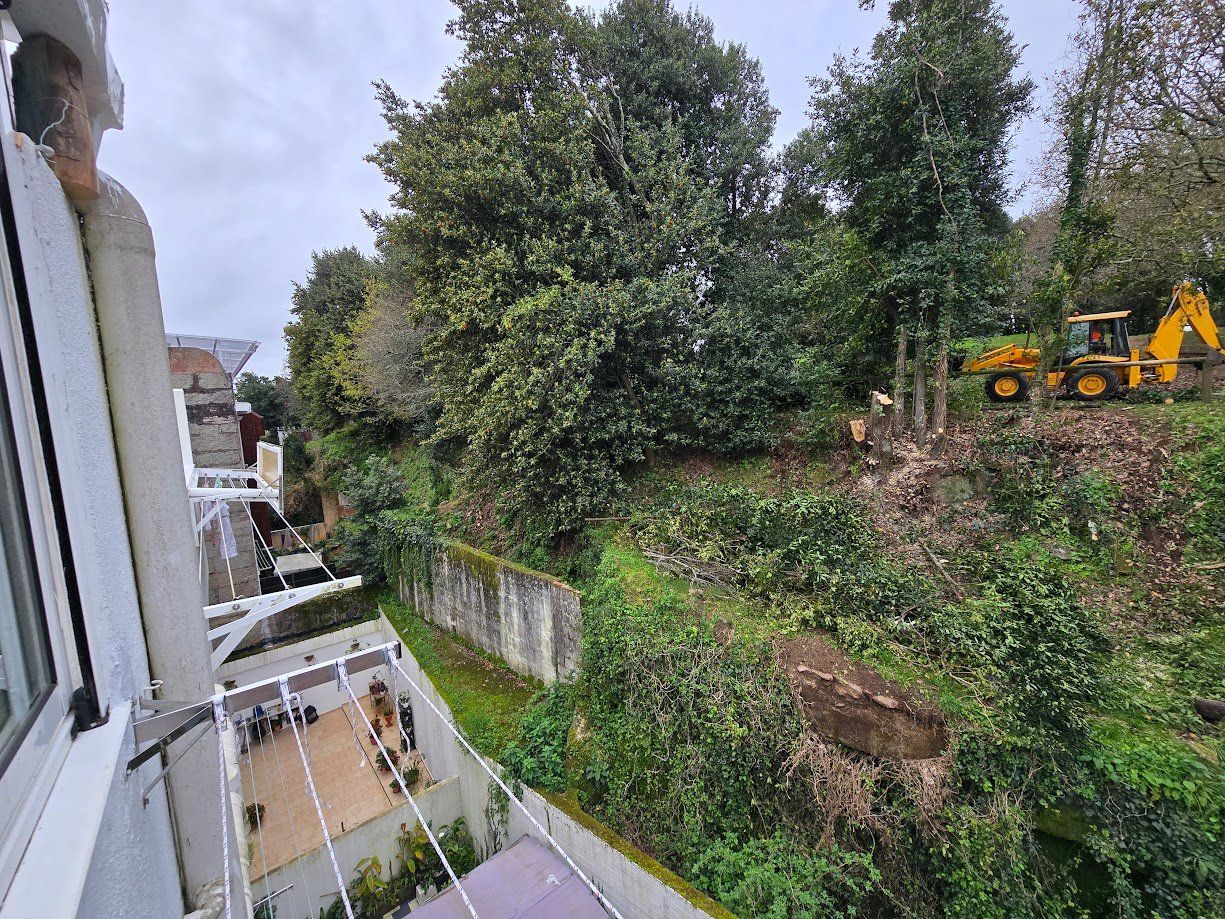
[398,542,581,683]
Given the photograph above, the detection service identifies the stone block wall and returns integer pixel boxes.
[169,347,259,603]
[398,542,581,683]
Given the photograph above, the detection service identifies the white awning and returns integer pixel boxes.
[166,333,259,379]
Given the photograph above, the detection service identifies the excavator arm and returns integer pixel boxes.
[1146,282,1225,382]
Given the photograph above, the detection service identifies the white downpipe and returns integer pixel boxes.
[79,173,223,905]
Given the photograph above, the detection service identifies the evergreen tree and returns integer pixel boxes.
[801,0,1031,446]
[283,246,380,432]
[368,0,721,534]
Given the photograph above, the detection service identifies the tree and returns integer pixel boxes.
[1030,0,1222,376]
[585,0,795,452]
[585,0,777,231]
[367,0,734,534]
[235,372,298,434]
[283,246,379,432]
[350,258,437,434]
[801,0,1031,448]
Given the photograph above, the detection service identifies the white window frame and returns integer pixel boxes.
[0,132,81,904]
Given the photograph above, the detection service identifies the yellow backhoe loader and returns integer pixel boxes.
[966,281,1225,402]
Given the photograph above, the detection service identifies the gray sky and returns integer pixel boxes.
[100,0,1080,378]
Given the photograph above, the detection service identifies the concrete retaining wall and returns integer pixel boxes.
[398,542,581,683]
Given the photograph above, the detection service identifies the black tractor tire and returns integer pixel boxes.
[1068,367,1119,401]
[985,371,1030,403]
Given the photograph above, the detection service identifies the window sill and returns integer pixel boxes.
[0,705,130,917]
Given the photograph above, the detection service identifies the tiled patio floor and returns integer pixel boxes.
[239,695,430,880]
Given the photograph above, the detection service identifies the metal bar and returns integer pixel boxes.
[128,703,213,772]
[141,721,213,805]
[253,886,293,910]
[221,641,400,715]
[204,577,362,630]
[208,579,365,670]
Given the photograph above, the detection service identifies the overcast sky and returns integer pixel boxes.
[99,0,1080,378]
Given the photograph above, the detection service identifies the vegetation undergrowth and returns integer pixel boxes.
[379,590,534,758]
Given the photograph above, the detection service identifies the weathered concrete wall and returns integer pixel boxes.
[398,542,581,683]
[6,135,182,919]
[170,346,260,603]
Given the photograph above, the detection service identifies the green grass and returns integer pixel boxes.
[601,540,777,643]
[378,589,536,757]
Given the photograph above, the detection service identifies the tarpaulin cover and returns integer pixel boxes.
[409,835,609,919]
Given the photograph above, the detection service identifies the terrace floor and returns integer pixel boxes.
[239,694,430,880]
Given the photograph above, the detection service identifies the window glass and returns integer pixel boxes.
[1065,323,1090,359]
[0,364,54,765]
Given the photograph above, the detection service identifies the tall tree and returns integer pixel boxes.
[234,373,298,434]
[803,0,1031,448]
[368,0,721,534]
[586,0,793,451]
[586,0,777,230]
[1031,0,1222,377]
[283,246,380,432]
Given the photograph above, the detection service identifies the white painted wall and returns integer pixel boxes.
[218,618,389,718]
[256,776,463,918]
[1,131,181,917]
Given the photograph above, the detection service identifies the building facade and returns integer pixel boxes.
[0,2,222,915]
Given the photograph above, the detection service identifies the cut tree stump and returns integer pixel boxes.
[868,391,894,465]
[1201,352,1221,402]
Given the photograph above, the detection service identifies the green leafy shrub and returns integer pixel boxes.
[689,832,880,918]
[931,802,1077,919]
[502,683,575,793]
[926,544,1107,735]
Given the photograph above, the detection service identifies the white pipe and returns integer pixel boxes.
[78,173,223,904]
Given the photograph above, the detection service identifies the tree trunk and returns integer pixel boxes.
[892,327,907,438]
[869,391,895,466]
[1201,352,1220,402]
[930,331,950,456]
[913,326,928,443]
[617,368,655,468]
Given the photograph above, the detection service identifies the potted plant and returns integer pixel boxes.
[401,764,421,789]
[376,748,400,772]
[369,722,382,744]
[245,802,266,829]
[369,676,388,700]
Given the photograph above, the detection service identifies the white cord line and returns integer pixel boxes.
[386,651,625,919]
[236,491,290,592]
[241,718,276,917]
[336,661,480,919]
[212,698,234,919]
[273,493,337,579]
[37,98,70,147]
[279,679,356,919]
[260,704,315,919]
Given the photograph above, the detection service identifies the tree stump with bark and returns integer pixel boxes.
[868,391,895,466]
